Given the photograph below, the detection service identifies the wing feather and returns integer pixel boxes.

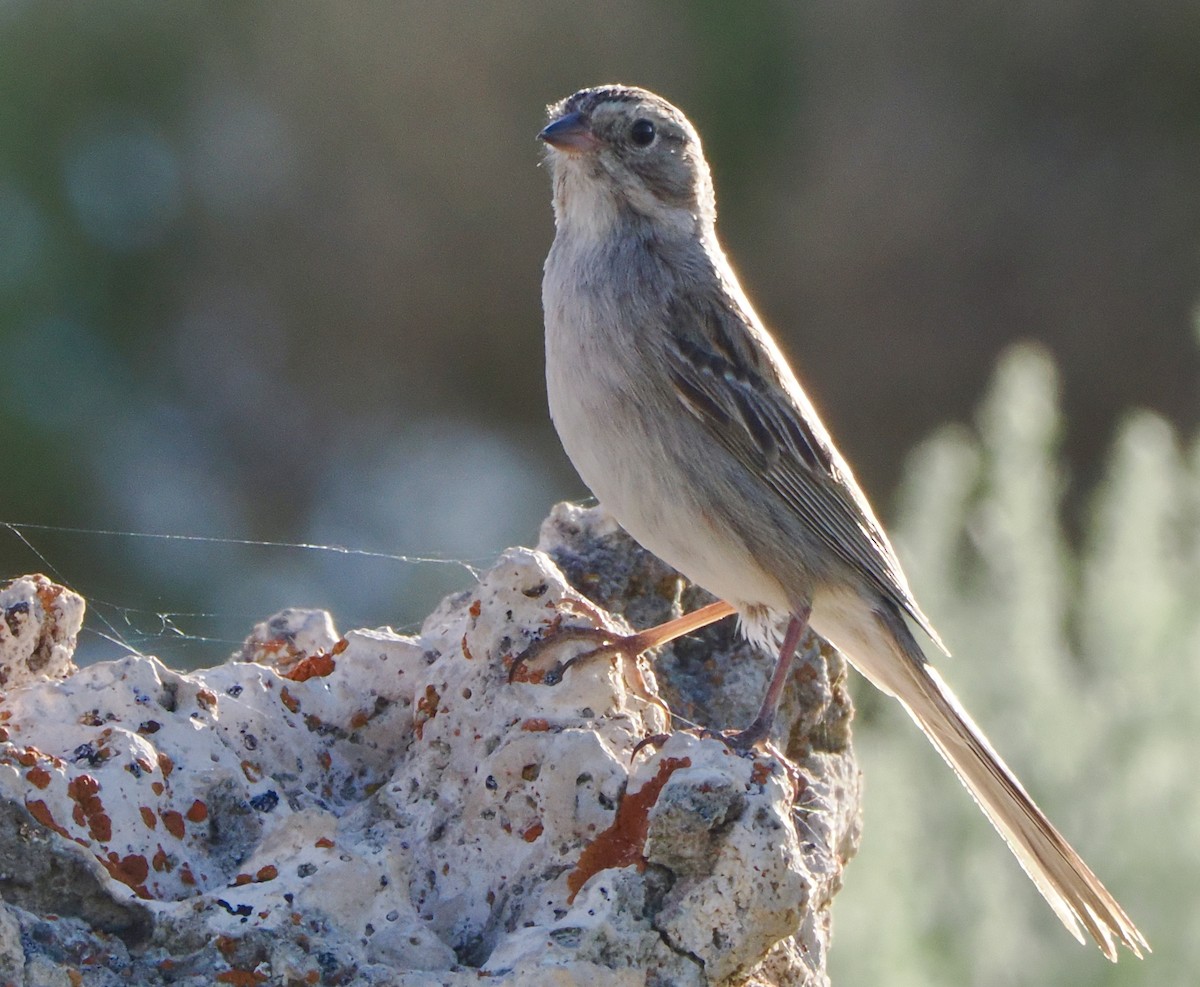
[662,290,946,652]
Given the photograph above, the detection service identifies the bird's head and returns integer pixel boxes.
[539,85,716,239]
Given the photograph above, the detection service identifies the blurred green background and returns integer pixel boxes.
[0,2,1195,982]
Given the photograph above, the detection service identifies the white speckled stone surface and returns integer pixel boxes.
[0,506,859,986]
[0,573,84,689]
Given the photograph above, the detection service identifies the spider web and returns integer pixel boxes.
[1,521,486,669]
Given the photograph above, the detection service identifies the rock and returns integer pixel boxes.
[0,796,152,941]
[0,574,84,690]
[0,504,860,985]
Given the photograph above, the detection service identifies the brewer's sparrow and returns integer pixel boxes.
[537,84,1145,959]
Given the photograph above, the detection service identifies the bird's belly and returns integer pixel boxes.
[547,356,791,615]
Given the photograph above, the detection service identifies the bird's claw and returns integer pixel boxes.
[508,624,616,684]
[508,617,674,725]
[631,724,797,791]
[630,732,672,760]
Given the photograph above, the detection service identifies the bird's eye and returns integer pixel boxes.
[630,119,656,147]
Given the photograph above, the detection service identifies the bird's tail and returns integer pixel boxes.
[821,598,1148,960]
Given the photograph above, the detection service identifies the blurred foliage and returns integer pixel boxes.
[834,346,1193,984]
[1,2,1197,655]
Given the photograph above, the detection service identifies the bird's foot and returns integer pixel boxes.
[508,599,673,720]
[631,716,793,776]
[714,715,772,751]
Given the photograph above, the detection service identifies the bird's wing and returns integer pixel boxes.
[661,288,946,652]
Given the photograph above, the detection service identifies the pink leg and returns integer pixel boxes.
[728,608,810,748]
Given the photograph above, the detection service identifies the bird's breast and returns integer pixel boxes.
[542,235,793,617]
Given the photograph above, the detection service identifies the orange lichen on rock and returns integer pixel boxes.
[506,659,545,685]
[414,684,440,739]
[25,798,72,839]
[750,760,773,786]
[567,756,691,902]
[160,810,186,839]
[101,852,151,898]
[216,970,268,986]
[281,652,336,682]
[185,800,208,823]
[34,580,63,613]
[279,687,300,714]
[67,774,112,842]
[151,845,171,872]
[232,865,279,886]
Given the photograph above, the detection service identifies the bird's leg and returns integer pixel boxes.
[509,599,737,715]
[724,607,810,750]
[606,599,737,655]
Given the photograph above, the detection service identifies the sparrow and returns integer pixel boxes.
[536,83,1145,960]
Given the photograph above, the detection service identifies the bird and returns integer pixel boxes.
[535,83,1146,961]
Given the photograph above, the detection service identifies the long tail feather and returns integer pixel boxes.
[811,589,1147,959]
[874,609,1147,960]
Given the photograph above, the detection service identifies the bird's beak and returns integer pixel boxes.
[538,111,597,154]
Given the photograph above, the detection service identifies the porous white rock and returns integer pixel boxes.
[0,573,84,689]
[0,505,859,985]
